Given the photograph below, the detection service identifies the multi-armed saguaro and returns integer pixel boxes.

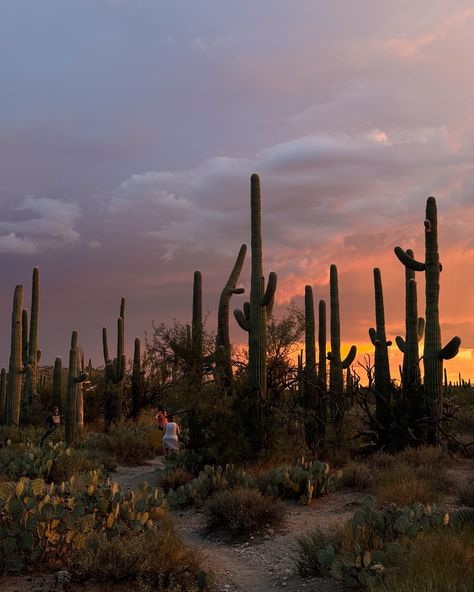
[216,244,247,392]
[368,268,392,429]
[395,248,425,393]
[394,197,461,441]
[328,264,357,436]
[234,174,277,400]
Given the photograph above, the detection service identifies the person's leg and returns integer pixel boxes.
[40,427,55,446]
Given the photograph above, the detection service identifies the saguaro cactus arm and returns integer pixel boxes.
[394,247,426,271]
[342,345,357,369]
[234,308,250,331]
[261,271,277,307]
[395,336,406,353]
[440,336,461,360]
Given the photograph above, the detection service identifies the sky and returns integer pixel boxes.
[0,0,473,381]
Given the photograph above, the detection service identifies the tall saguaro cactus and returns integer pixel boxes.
[103,298,126,423]
[368,268,392,429]
[216,244,247,392]
[395,249,425,392]
[318,299,327,391]
[22,267,40,423]
[192,270,203,380]
[52,357,63,411]
[0,368,6,425]
[65,331,88,445]
[6,285,24,426]
[303,285,316,407]
[234,174,277,400]
[328,265,357,438]
[394,197,461,442]
[131,337,144,421]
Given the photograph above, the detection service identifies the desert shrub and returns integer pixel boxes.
[79,424,161,465]
[372,524,474,592]
[340,461,373,490]
[159,468,193,493]
[395,445,445,468]
[458,480,474,507]
[372,462,445,506]
[296,528,329,576]
[205,488,284,536]
[73,525,205,590]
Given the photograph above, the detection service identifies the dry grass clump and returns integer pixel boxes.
[372,525,474,592]
[458,480,474,507]
[372,461,444,506]
[79,424,162,465]
[205,487,284,536]
[159,468,193,493]
[74,521,205,591]
[296,528,330,576]
[339,461,373,490]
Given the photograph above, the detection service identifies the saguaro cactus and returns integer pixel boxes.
[394,197,461,442]
[65,331,88,445]
[234,174,277,399]
[103,298,126,423]
[303,285,317,407]
[22,267,40,423]
[216,244,247,392]
[368,268,392,429]
[328,265,357,438]
[130,337,144,421]
[0,368,6,425]
[395,249,425,392]
[318,299,327,391]
[192,270,203,379]
[52,357,63,411]
[6,285,24,426]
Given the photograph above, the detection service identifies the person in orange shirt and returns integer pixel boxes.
[154,406,168,431]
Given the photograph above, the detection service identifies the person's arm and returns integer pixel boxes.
[176,423,180,437]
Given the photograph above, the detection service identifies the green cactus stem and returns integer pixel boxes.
[303,285,316,408]
[22,267,40,424]
[234,174,277,400]
[395,250,424,394]
[394,197,461,443]
[368,268,392,429]
[103,298,126,423]
[216,244,247,392]
[0,368,6,425]
[52,357,63,411]
[65,331,88,445]
[328,264,357,439]
[131,337,144,421]
[6,285,24,426]
[318,299,327,391]
[192,270,203,380]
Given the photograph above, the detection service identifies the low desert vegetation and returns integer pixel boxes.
[205,487,284,537]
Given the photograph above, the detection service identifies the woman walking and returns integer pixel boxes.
[162,417,180,456]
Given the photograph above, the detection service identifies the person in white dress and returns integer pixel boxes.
[162,418,180,455]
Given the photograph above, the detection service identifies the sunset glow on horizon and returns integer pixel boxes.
[0,1,473,379]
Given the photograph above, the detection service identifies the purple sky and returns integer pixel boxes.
[1,1,474,378]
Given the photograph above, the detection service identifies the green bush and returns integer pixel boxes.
[205,488,284,537]
[73,526,206,591]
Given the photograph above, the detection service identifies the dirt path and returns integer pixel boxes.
[3,455,471,592]
[110,458,353,591]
